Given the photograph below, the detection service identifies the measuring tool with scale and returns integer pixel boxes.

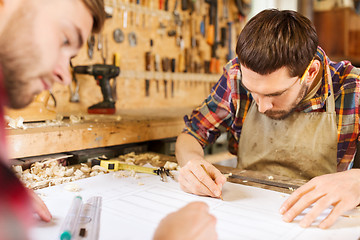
[91,159,174,182]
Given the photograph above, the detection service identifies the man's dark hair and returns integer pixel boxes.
[81,0,106,33]
[236,9,318,77]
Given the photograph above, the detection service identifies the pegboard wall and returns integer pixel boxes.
[36,0,247,116]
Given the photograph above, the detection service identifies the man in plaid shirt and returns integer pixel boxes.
[176,9,360,229]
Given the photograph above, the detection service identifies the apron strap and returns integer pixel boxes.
[325,60,336,114]
[353,141,360,168]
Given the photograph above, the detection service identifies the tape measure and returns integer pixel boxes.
[92,159,156,174]
[91,159,174,181]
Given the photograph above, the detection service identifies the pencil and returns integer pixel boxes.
[200,164,223,200]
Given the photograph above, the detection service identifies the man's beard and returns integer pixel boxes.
[0,2,41,109]
[263,83,308,120]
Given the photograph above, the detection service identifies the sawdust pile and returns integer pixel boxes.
[13,152,178,190]
[13,159,108,190]
[116,152,162,166]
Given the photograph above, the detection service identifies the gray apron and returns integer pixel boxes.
[238,67,337,180]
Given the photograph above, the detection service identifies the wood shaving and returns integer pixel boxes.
[15,152,169,190]
[267,176,274,180]
[224,172,233,179]
[64,183,81,192]
[116,152,163,166]
[5,116,27,129]
[164,161,178,170]
[288,187,295,192]
[69,115,81,124]
[91,165,108,172]
[112,170,139,179]
[14,158,108,190]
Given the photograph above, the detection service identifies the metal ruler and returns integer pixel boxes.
[228,174,300,190]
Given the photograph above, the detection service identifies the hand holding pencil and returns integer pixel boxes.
[178,159,226,199]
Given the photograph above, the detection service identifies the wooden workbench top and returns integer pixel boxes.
[6,108,193,159]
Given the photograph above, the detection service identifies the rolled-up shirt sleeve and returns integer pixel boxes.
[183,68,234,148]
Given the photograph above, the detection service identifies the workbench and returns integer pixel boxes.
[31,166,360,240]
[6,108,191,159]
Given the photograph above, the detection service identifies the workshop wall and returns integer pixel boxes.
[6,0,247,120]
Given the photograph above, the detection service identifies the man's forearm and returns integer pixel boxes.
[175,133,205,166]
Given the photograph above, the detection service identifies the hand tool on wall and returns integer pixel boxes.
[70,70,80,103]
[200,15,205,37]
[87,35,95,59]
[181,0,189,11]
[164,0,169,11]
[128,32,137,47]
[154,54,160,93]
[135,0,140,26]
[145,39,154,97]
[205,0,220,73]
[162,57,170,98]
[97,33,103,52]
[220,27,227,48]
[123,0,129,28]
[91,159,174,182]
[73,64,120,114]
[129,0,134,26]
[145,51,151,97]
[174,0,182,47]
[159,0,164,10]
[226,21,234,61]
[69,60,80,103]
[205,0,217,46]
[235,0,251,17]
[171,58,176,98]
[222,0,229,20]
[101,36,108,64]
[113,28,125,43]
[113,53,121,101]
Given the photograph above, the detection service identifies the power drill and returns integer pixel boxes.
[73,64,120,114]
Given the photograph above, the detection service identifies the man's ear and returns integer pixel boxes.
[306,59,321,84]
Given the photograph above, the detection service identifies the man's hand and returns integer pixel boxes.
[179,159,226,198]
[153,202,217,240]
[27,189,52,222]
[280,169,360,229]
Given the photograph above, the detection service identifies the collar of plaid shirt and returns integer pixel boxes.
[295,47,333,113]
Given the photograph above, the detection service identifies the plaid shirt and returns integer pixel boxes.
[184,47,360,172]
[0,65,32,239]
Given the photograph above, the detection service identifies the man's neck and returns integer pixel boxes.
[302,64,323,102]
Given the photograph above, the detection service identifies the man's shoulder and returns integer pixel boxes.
[330,60,360,90]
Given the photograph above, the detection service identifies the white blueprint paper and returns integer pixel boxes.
[30,172,360,240]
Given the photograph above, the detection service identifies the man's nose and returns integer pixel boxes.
[257,96,273,113]
[52,56,72,85]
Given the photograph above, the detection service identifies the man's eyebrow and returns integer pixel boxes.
[75,26,84,48]
[240,81,288,96]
